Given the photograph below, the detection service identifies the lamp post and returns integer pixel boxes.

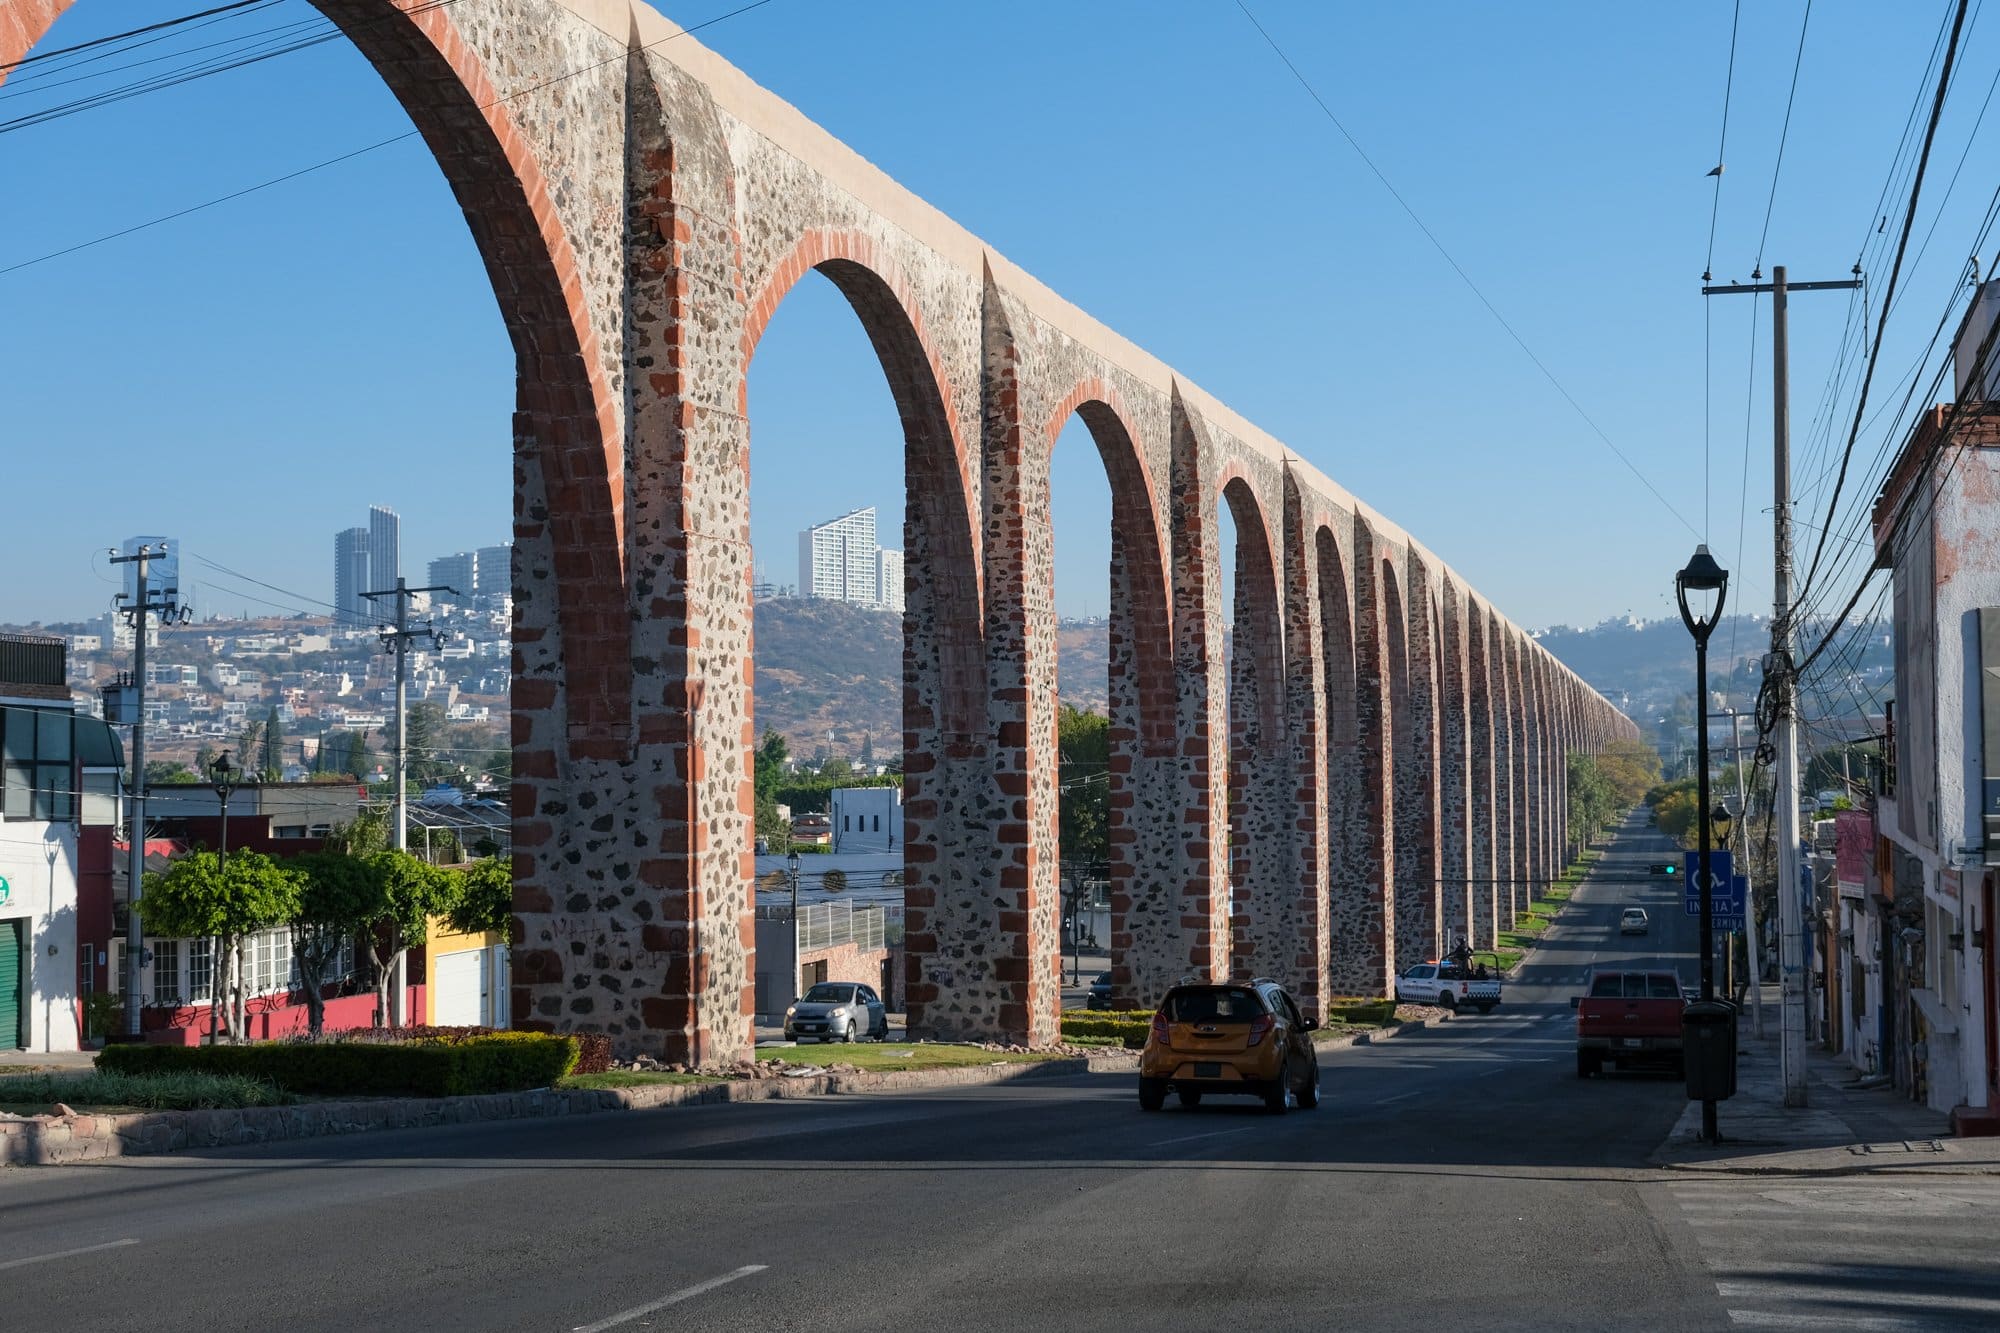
[1676,544,1729,1144]
[1711,802,1735,997]
[787,847,803,1006]
[207,750,240,1046]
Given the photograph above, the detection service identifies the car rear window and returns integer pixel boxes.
[1648,975,1682,998]
[1164,987,1266,1023]
[1589,974,1625,997]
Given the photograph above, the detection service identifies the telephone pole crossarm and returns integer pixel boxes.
[1702,266,1858,1108]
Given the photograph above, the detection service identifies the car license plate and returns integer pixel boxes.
[1620,1038,1643,1049]
[1194,1062,1222,1078]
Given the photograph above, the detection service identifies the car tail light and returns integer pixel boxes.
[1247,1013,1276,1047]
[1150,1011,1171,1049]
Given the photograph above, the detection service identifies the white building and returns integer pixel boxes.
[830,785,903,854]
[798,507,880,606]
[875,547,905,614]
[0,634,110,1054]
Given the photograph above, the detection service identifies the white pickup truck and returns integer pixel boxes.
[1393,961,1502,1014]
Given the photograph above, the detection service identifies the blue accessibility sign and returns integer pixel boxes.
[1683,850,1736,916]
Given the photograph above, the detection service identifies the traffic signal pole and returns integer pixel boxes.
[1704,266,1859,1108]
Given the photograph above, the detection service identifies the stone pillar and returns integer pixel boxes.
[1393,558,1441,968]
[1282,473,1330,1015]
[1346,522,1397,997]
[1168,391,1231,982]
[1222,479,1293,983]
[1319,526,1373,998]
[1465,605,1498,951]
[1438,578,1471,953]
[1505,631,1532,924]
[972,280,1061,1046]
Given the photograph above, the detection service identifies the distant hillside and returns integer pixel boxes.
[751,599,1115,754]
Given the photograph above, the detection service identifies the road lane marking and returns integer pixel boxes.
[1146,1126,1258,1148]
[0,1239,138,1271]
[1370,1091,1420,1106]
[573,1265,768,1332]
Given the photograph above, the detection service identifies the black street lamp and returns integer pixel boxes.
[787,847,803,1006]
[207,750,241,1046]
[1676,544,1729,1143]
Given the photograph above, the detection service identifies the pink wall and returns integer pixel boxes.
[142,986,427,1046]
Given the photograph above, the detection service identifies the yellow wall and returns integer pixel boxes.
[422,915,504,1025]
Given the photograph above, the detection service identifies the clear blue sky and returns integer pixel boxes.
[2,1,1993,633]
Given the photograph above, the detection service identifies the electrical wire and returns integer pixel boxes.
[1800,0,1972,601]
[1703,0,1745,540]
[0,0,780,279]
[0,0,270,74]
[1753,0,1814,273]
[1234,0,1700,538]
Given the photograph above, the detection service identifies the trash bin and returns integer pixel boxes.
[1682,999,1738,1101]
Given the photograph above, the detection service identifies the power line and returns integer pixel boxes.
[1798,0,1971,602]
[1234,1,1699,538]
[0,0,779,279]
[1752,0,1814,272]
[1704,0,1745,539]
[0,0,270,74]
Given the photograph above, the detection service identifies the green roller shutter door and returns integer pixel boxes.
[0,920,20,1050]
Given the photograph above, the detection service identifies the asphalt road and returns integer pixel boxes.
[3,816,1985,1331]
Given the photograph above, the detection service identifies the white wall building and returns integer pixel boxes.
[876,547,905,615]
[831,785,903,854]
[798,507,880,606]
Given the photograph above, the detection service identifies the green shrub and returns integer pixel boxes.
[0,1069,289,1112]
[1060,1014,1151,1047]
[97,1033,579,1098]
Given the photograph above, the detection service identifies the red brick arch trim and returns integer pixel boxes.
[742,228,984,736]
[5,1,634,748]
[1041,381,1174,749]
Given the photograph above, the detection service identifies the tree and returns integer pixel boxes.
[137,849,300,1043]
[237,720,262,774]
[284,851,384,1036]
[194,743,218,778]
[448,856,513,938]
[259,705,284,780]
[1567,752,1616,849]
[323,807,391,859]
[406,701,451,785]
[1653,788,1701,849]
[143,760,197,785]
[364,850,462,1027]
[1058,704,1110,874]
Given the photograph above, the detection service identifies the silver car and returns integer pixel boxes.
[784,982,889,1043]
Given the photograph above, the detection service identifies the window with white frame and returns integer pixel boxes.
[151,939,181,1005]
[185,938,213,1004]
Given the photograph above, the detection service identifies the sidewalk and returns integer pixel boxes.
[1652,991,2000,1176]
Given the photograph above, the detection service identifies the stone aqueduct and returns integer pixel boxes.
[6,0,1637,1062]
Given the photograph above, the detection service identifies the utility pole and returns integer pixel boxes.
[362,577,453,1025]
[106,543,185,1039]
[1725,707,1763,1038]
[1705,265,1861,1107]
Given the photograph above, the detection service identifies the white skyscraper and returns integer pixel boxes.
[334,527,370,624]
[798,507,880,606]
[367,505,400,597]
[875,547,904,614]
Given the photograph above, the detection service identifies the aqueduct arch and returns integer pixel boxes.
[6,0,1639,1060]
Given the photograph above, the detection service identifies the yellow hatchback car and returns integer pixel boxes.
[1138,978,1321,1113]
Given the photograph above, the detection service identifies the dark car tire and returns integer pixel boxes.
[1577,1049,1601,1079]
[1264,1060,1291,1114]
[1437,991,1458,1012]
[1177,1089,1202,1109]
[1138,1077,1167,1112]
[1298,1060,1321,1109]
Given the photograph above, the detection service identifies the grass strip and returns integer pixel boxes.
[0,1069,289,1114]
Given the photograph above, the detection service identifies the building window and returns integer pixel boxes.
[1,705,75,822]
[152,939,181,1006]
[873,815,880,832]
[274,824,307,838]
[186,938,213,1004]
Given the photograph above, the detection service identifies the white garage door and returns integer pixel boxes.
[434,948,487,1027]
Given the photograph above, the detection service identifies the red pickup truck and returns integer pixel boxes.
[1574,968,1688,1078]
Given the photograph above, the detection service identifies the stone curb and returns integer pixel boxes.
[0,1057,1099,1168]
[1314,1016,1445,1050]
